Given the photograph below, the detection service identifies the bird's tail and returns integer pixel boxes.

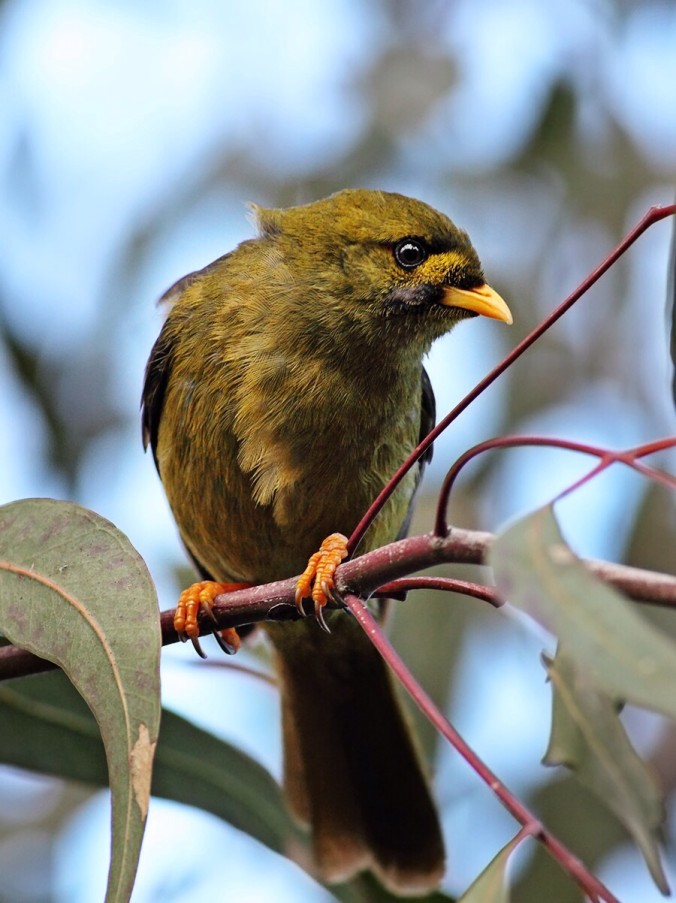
[267,614,445,894]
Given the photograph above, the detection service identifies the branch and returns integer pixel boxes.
[0,527,674,681]
[436,436,676,536]
[343,592,622,903]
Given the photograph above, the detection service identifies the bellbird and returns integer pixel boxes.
[142,189,512,893]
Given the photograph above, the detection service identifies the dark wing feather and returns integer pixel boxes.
[141,253,234,472]
[142,254,247,591]
[142,335,219,585]
[141,323,173,474]
[141,274,221,589]
[395,365,436,541]
[419,364,436,468]
[668,204,676,406]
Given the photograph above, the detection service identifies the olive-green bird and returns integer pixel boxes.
[142,189,511,893]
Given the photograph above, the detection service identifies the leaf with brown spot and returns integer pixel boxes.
[0,498,161,903]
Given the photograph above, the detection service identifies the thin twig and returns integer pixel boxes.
[374,576,502,607]
[343,592,622,903]
[435,435,676,536]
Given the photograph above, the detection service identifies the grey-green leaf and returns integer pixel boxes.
[0,670,302,857]
[543,648,668,893]
[0,499,161,903]
[0,671,458,901]
[490,505,676,721]
[333,870,455,903]
[458,836,518,903]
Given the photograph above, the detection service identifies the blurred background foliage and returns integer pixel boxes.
[0,0,674,900]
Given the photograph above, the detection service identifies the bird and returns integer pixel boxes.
[142,188,512,894]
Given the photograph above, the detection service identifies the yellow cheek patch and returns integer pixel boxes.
[409,249,468,284]
[402,250,512,324]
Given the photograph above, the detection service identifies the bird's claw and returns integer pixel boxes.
[295,533,349,632]
[212,627,241,655]
[315,596,331,633]
[174,580,249,657]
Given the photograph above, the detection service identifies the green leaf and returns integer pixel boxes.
[0,499,161,903]
[0,671,459,901]
[333,870,455,903]
[0,670,302,856]
[543,648,668,893]
[458,836,519,902]
[0,671,108,782]
[490,505,676,721]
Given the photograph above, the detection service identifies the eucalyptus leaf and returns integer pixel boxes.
[543,648,668,893]
[0,671,457,901]
[333,870,455,903]
[457,835,519,903]
[490,505,676,721]
[0,499,161,903]
[0,671,301,857]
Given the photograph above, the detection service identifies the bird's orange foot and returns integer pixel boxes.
[174,580,251,658]
[295,533,349,632]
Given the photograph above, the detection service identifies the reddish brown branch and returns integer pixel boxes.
[0,528,674,681]
[374,576,502,607]
[343,592,621,903]
[435,435,676,535]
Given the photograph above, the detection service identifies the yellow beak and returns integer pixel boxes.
[440,283,513,325]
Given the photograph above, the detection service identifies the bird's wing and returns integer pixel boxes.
[394,365,436,542]
[142,270,221,585]
[419,364,436,468]
[141,254,233,472]
[141,322,173,473]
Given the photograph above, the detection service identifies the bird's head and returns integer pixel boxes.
[251,188,512,349]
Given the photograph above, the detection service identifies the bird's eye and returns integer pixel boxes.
[393,238,428,269]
